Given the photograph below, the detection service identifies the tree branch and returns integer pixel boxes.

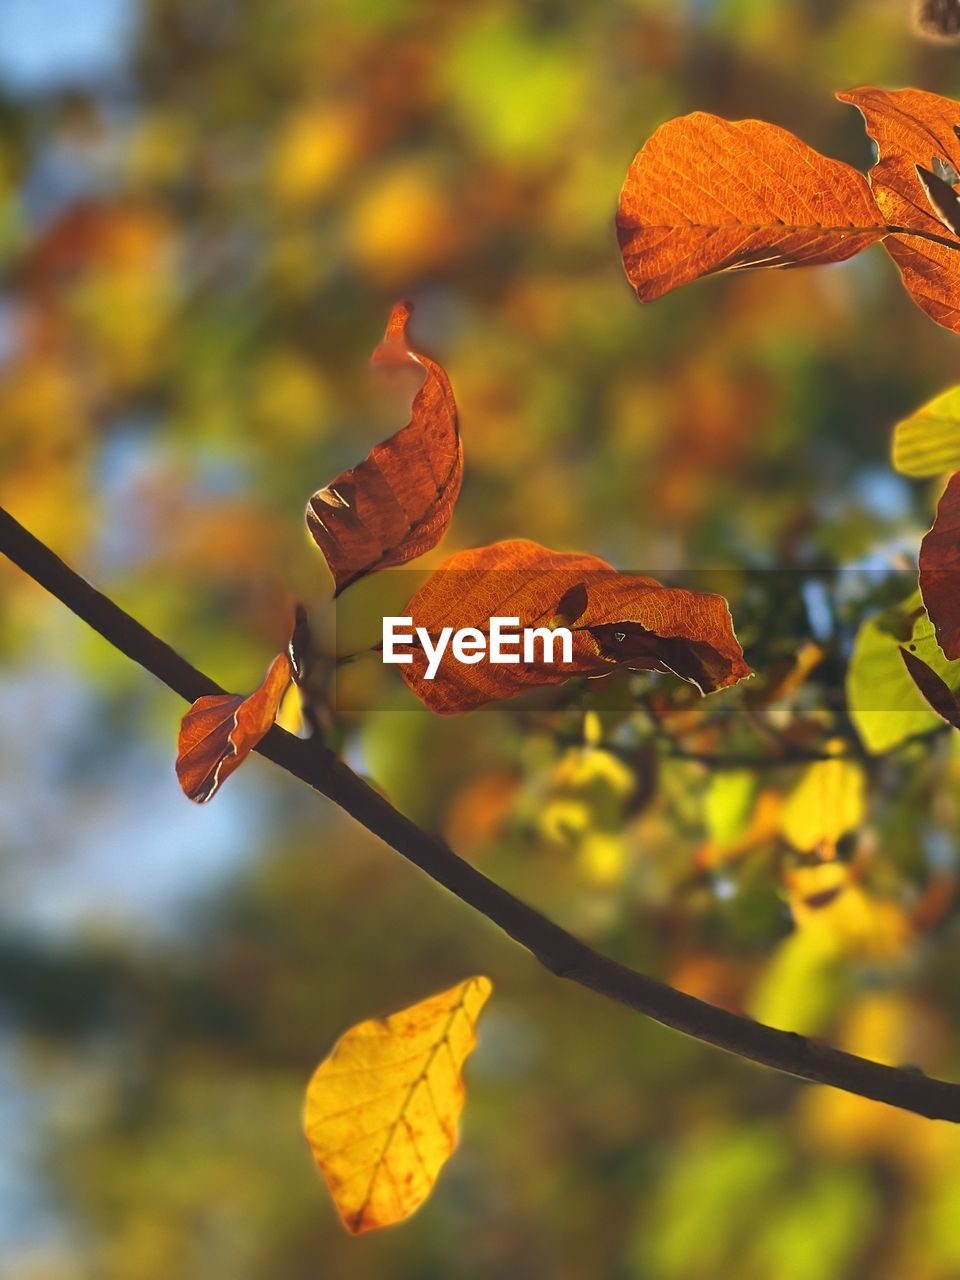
[2,503,959,1121]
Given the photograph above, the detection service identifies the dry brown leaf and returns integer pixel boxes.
[900,645,960,727]
[617,111,886,302]
[306,301,461,595]
[919,472,960,659]
[176,651,292,802]
[838,87,960,332]
[303,976,492,1234]
[399,539,751,713]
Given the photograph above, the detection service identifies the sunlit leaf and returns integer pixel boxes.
[697,787,781,871]
[303,976,492,1234]
[704,770,756,847]
[785,864,910,959]
[798,994,957,1171]
[176,651,292,802]
[839,87,960,333]
[617,112,885,303]
[892,386,960,477]
[748,925,846,1035]
[538,742,643,884]
[399,539,750,713]
[270,103,360,209]
[846,597,960,752]
[306,301,461,595]
[348,162,459,282]
[780,758,867,855]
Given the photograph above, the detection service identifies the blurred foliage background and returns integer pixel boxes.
[4,0,960,1276]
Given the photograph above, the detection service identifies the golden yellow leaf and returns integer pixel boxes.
[276,682,303,736]
[780,758,866,855]
[303,976,492,1234]
[786,863,909,958]
[348,161,459,283]
[270,103,361,209]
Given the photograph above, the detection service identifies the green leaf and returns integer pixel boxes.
[847,595,960,753]
[704,770,756,847]
[892,386,960,477]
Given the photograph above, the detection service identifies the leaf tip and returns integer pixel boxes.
[375,300,415,360]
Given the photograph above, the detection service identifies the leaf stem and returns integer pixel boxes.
[2,503,960,1121]
[885,223,960,252]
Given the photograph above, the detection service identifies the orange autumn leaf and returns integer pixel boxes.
[838,87,960,332]
[306,301,461,596]
[303,976,492,1235]
[399,539,750,714]
[617,112,886,302]
[176,651,293,802]
[919,471,960,659]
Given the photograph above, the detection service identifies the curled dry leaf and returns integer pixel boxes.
[838,87,960,333]
[400,539,751,714]
[616,111,886,302]
[303,976,492,1235]
[176,651,292,802]
[306,301,461,595]
[920,472,960,659]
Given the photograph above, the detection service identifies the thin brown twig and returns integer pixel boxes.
[2,503,959,1121]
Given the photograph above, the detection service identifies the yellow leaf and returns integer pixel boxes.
[270,104,360,208]
[892,385,960,477]
[578,831,625,885]
[781,759,866,855]
[704,770,756,848]
[847,599,960,753]
[347,161,458,283]
[786,864,910,958]
[276,682,303,736]
[303,976,492,1234]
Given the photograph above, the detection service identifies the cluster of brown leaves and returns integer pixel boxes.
[617,87,960,334]
[302,304,749,716]
[169,82,960,1238]
[170,299,748,1231]
[175,303,750,801]
[618,85,960,752]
